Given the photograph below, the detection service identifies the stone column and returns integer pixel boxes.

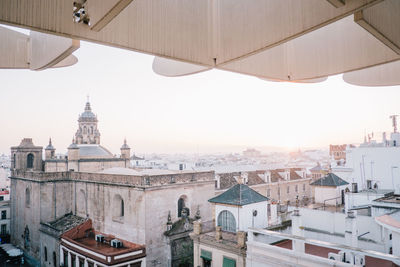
[215,226,222,241]
[60,249,64,266]
[237,231,246,248]
[193,220,202,235]
[68,252,71,267]
[291,209,305,253]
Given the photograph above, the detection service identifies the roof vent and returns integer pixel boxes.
[95,234,104,243]
[111,239,123,248]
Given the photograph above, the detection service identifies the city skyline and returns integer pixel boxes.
[1,41,399,155]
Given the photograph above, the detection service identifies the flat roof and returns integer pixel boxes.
[374,194,400,204]
[274,240,398,267]
[61,219,145,265]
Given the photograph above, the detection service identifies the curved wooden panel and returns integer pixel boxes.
[343,60,400,87]
[52,54,78,68]
[152,56,211,77]
[0,26,29,68]
[29,31,80,70]
[259,77,328,83]
[220,15,399,81]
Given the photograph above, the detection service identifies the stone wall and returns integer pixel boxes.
[10,170,215,266]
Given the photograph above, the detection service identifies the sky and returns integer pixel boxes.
[0,38,400,155]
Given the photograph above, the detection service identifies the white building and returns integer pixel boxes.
[246,209,400,267]
[310,173,350,206]
[191,183,270,267]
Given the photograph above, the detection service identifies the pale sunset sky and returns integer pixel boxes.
[0,38,399,155]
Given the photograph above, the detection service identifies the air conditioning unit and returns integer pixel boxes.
[111,239,123,248]
[95,234,104,243]
[355,254,366,266]
[328,252,344,262]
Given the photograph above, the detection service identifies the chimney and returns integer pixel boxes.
[291,209,305,253]
[285,169,290,181]
[264,171,271,183]
[345,211,358,247]
[270,202,278,226]
[237,231,246,248]
[193,220,202,235]
[215,226,222,241]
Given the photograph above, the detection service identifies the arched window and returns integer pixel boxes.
[27,153,34,169]
[53,251,56,267]
[24,226,30,249]
[25,188,30,207]
[44,246,47,261]
[218,210,236,232]
[178,198,185,217]
[90,126,93,134]
[83,126,87,134]
[113,194,124,218]
[13,154,16,169]
[77,190,87,217]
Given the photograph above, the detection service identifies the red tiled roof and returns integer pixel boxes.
[61,219,145,265]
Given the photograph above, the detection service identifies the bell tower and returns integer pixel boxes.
[75,98,100,144]
[11,138,43,171]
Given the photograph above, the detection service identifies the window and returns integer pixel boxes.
[25,188,30,207]
[79,257,84,267]
[1,224,6,235]
[112,194,124,218]
[13,154,16,169]
[87,262,94,267]
[277,187,280,196]
[27,153,34,169]
[295,185,298,193]
[201,250,212,267]
[1,210,6,219]
[217,210,236,232]
[267,189,271,197]
[223,257,236,267]
[303,183,306,191]
[178,197,185,217]
[287,186,290,194]
[71,254,76,267]
[63,250,68,267]
[390,233,392,240]
[44,246,47,262]
[0,196,3,201]
[53,252,56,267]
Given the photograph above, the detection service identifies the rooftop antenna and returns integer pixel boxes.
[390,115,399,133]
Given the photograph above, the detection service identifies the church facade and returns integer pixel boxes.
[10,101,215,266]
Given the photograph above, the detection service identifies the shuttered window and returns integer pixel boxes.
[223,257,236,267]
[218,210,236,232]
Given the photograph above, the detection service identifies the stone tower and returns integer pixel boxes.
[11,138,43,171]
[75,100,100,144]
[120,139,131,159]
[45,138,56,160]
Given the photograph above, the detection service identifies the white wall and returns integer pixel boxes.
[215,201,268,232]
[314,185,347,205]
[346,146,400,192]
[291,207,384,252]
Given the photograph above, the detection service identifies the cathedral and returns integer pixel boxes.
[10,100,214,267]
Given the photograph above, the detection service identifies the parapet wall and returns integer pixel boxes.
[10,169,214,187]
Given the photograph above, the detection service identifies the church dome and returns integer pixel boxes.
[79,102,97,122]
